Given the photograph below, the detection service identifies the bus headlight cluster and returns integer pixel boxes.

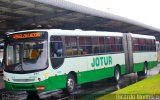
[44,73,49,78]
[3,75,9,81]
[38,73,49,81]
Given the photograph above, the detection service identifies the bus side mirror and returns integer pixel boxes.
[0,59,2,68]
[0,58,4,71]
[0,60,3,75]
[0,60,2,67]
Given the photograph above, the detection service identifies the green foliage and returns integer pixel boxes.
[98,74,160,100]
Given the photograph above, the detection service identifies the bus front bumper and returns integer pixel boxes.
[4,80,49,91]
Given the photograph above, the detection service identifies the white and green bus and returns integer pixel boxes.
[3,29,157,94]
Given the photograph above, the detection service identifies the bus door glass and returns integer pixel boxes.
[50,36,64,69]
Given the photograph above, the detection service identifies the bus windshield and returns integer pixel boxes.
[4,40,48,73]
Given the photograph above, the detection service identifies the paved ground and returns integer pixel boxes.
[0,65,159,100]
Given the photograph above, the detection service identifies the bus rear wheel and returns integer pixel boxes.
[137,63,148,76]
[64,74,76,94]
[113,67,120,83]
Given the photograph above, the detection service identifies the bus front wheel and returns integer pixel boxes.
[26,91,40,99]
[64,74,76,94]
[26,91,37,95]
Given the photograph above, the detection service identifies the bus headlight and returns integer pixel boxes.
[3,75,6,80]
[44,73,49,78]
[3,75,9,81]
[38,73,49,81]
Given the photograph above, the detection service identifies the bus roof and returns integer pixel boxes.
[48,29,123,37]
[7,29,123,37]
[7,29,155,39]
[7,29,49,35]
[130,33,155,39]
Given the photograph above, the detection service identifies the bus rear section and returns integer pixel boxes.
[126,33,157,76]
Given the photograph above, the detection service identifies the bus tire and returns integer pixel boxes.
[137,63,148,76]
[26,91,40,99]
[26,91,38,96]
[113,67,120,83]
[64,74,76,94]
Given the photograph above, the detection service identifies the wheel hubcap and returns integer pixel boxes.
[116,70,120,80]
[144,67,147,74]
[67,78,74,91]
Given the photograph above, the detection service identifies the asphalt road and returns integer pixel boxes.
[0,65,160,100]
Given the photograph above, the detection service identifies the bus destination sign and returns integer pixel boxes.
[12,32,41,39]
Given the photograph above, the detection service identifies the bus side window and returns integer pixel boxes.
[50,42,57,57]
[99,37,105,53]
[94,46,99,53]
[105,37,110,52]
[116,37,123,52]
[50,36,64,69]
[79,37,92,55]
[50,36,64,58]
[65,36,78,56]
[133,38,139,52]
[51,42,63,57]
[92,37,99,54]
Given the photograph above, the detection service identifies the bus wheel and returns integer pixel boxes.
[26,91,38,95]
[113,67,120,83]
[137,63,148,76]
[26,91,39,99]
[65,74,76,94]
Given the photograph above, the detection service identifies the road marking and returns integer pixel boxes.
[58,96,69,100]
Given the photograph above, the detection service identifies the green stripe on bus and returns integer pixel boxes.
[5,61,156,91]
[77,65,125,84]
[148,61,157,69]
[5,65,125,91]
[77,67,114,84]
[133,61,157,72]
[4,75,67,91]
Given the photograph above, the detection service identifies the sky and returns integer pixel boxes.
[66,0,160,29]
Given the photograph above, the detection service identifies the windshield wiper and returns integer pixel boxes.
[14,63,23,71]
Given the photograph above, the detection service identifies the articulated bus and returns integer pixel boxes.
[3,29,157,94]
